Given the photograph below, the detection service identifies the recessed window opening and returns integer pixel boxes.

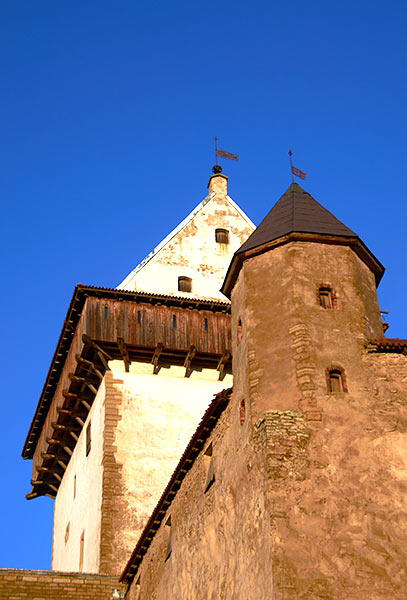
[104,306,108,320]
[327,368,346,393]
[319,287,333,309]
[172,314,177,329]
[73,475,76,499]
[204,443,215,493]
[178,276,192,293]
[137,310,141,324]
[65,522,70,544]
[239,399,246,425]
[165,517,172,561]
[86,422,91,457]
[215,228,229,244]
[237,318,242,344]
[79,531,85,571]
[204,318,208,332]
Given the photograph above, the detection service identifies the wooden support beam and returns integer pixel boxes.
[75,354,104,380]
[69,431,79,442]
[74,416,85,427]
[151,343,164,374]
[57,407,87,420]
[117,337,130,372]
[97,350,110,371]
[216,350,231,381]
[48,483,59,493]
[36,465,64,475]
[68,372,98,395]
[82,334,112,360]
[51,422,81,433]
[63,390,78,400]
[184,345,196,378]
[81,399,91,411]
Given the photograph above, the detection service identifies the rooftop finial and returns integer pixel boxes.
[212,164,222,174]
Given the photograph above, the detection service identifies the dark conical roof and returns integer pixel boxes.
[236,182,357,256]
[221,181,385,298]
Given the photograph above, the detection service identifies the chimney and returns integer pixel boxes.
[207,165,228,196]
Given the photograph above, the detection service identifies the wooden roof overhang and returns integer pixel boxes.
[23,284,232,500]
[120,387,231,585]
[221,232,385,299]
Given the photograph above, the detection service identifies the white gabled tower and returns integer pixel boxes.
[25,169,255,577]
[118,169,254,300]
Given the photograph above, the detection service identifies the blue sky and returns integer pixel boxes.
[1,0,406,570]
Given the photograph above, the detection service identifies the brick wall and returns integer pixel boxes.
[0,569,126,600]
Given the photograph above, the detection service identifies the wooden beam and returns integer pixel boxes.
[51,422,81,433]
[62,389,78,399]
[216,350,231,381]
[151,343,164,374]
[69,431,79,442]
[36,465,64,475]
[82,334,112,360]
[68,373,98,395]
[57,407,87,420]
[184,345,196,378]
[117,337,130,372]
[75,354,104,380]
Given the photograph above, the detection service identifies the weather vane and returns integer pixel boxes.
[288,149,306,183]
[213,137,239,173]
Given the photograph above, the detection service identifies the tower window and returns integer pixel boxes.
[239,399,246,425]
[318,285,337,309]
[165,517,172,561]
[215,228,229,244]
[86,422,91,456]
[65,522,70,544]
[319,287,332,308]
[326,367,348,393]
[204,443,215,493]
[237,318,242,344]
[178,276,192,293]
[204,318,208,332]
[79,531,85,571]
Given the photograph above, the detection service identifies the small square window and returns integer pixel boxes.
[215,228,229,244]
[178,276,192,293]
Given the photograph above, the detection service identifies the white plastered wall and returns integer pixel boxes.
[105,360,233,566]
[118,176,254,300]
[51,381,105,573]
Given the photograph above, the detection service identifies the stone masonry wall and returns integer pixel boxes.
[0,569,125,600]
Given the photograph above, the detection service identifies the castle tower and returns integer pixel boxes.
[222,182,384,421]
[22,171,254,576]
[218,183,407,597]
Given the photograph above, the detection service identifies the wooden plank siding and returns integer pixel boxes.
[84,297,231,355]
[26,294,232,499]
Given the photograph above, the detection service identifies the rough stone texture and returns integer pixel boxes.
[118,173,254,300]
[127,239,407,599]
[127,401,275,600]
[0,569,125,600]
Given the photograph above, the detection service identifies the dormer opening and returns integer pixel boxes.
[178,276,192,293]
[215,228,229,244]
